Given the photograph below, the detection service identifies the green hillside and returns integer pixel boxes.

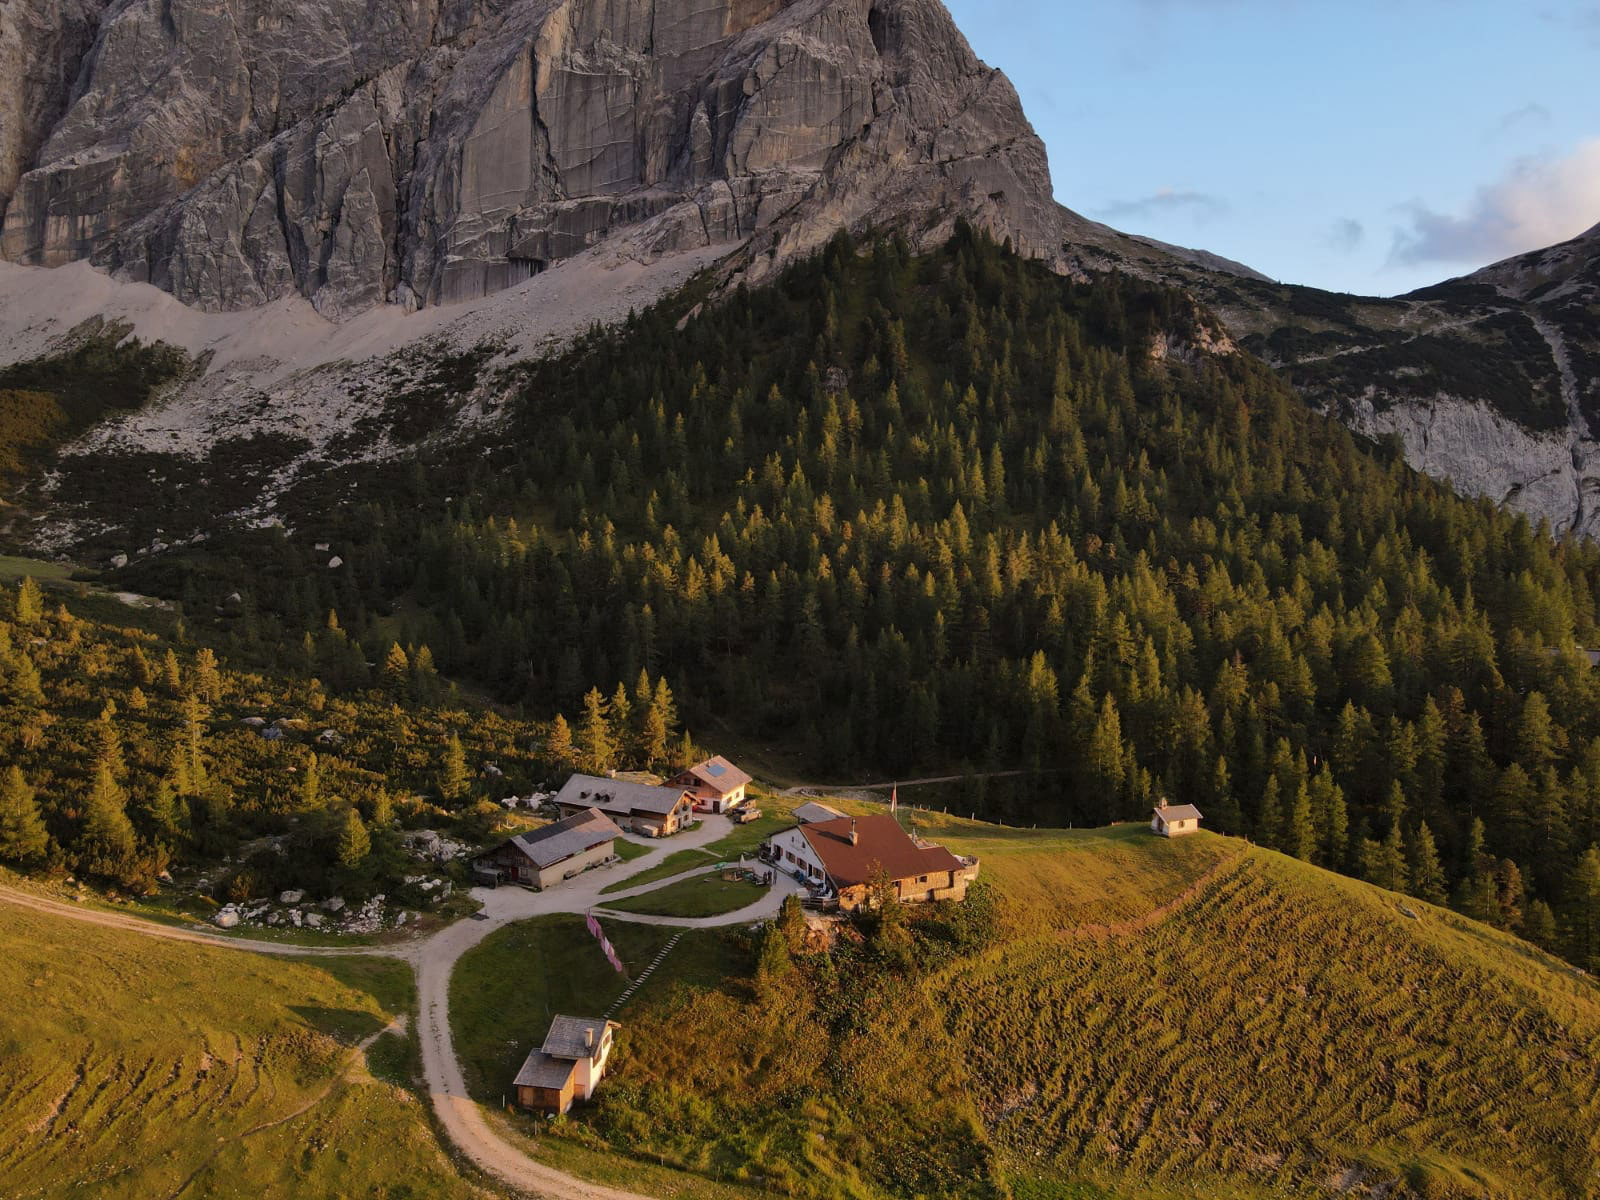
[97,228,1600,974]
[466,821,1600,1200]
[0,900,496,1198]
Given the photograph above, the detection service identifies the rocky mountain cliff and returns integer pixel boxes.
[1160,223,1600,537]
[0,0,1099,319]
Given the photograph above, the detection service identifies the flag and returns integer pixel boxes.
[890,785,898,813]
[586,912,628,978]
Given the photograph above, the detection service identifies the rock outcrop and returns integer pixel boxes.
[0,0,1079,318]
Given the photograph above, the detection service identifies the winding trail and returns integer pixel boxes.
[0,815,801,1200]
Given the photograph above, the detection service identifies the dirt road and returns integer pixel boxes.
[0,815,794,1200]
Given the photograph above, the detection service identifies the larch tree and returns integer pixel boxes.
[14,576,42,624]
[545,714,575,769]
[579,689,613,775]
[440,733,470,804]
[336,807,371,869]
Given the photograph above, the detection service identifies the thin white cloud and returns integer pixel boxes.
[1325,218,1365,253]
[1389,138,1600,266]
[1490,102,1551,139]
[1097,187,1229,225]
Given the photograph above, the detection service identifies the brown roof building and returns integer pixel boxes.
[766,813,979,910]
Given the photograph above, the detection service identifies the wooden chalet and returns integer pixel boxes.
[670,755,753,813]
[553,774,694,838]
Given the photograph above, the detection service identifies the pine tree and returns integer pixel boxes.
[1523,899,1558,950]
[440,733,470,804]
[1566,848,1600,968]
[1257,777,1284,851]
[1407,822,1448,905]
[1285,781,1316,861]
[579,689,613,774]
[137,778,184,845]
[10,651,44,705]
[1361,825,1408,893]
[77,764,138,883]
[14,576,42,624]
[0,765,49,865]
[95,703,125,779]
[336,808,371,869]
[608,682,633,761]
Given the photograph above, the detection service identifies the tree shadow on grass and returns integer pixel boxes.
[290,1004,389,1044]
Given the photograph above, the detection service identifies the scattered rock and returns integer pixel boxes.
[304,912,326,929]
[327,556,344,569]
[323,896,346,913]
[109,553,129,569]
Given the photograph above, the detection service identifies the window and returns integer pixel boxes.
[917,875,928,884]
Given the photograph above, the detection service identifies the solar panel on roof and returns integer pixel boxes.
[706,763,725,776]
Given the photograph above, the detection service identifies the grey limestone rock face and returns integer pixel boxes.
[0,0,1068,318]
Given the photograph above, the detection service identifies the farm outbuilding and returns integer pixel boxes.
[513,1015,619,1115]
[1152,804,1204,838]
[473,809,622,888]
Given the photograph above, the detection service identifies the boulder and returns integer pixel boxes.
[278,889,304,904]
[323,896,346,913]
[213,908,240,929]
[304,912,325,929]
[109,552,128,569]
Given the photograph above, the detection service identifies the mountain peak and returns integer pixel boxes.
[0,0,1071,319]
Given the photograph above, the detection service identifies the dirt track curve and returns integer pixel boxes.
[0,817,797,1200]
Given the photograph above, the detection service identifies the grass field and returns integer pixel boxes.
[600,848,720,895]
[614,838,653,862]
[0,903,500,1199]
[0,554,77,583]
[542,820,1600,1200]
[449,914,743,1106]
[605,873,766,918]
[942,850,1600,1197]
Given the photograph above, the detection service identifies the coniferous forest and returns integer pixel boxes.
[87,229,1600,967]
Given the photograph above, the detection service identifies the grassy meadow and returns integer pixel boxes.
[0,902,500,1199]
[466,810,1600,1200]
[605,872,766,918]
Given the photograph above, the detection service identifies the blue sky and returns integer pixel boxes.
[943,1,1600,296]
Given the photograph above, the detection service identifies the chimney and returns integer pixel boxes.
[848,819,858,846]
[584,1027,595,1053]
